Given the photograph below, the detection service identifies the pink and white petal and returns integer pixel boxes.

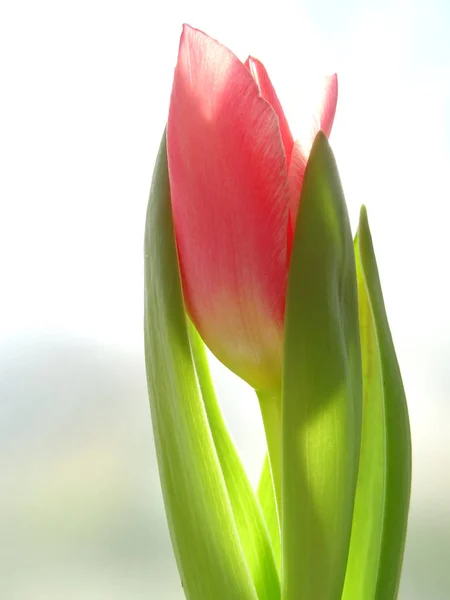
[295,73,338,157]
[167,25,289,390]
[287,140,308,229]
[288,75,338,227]
[319,73,338,138]
[245,56,294,164]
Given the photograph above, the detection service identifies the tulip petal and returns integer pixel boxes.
[288,74,338,225]
[245,56,294,164]
[168,25,289,390]
[287,143,308,228]
[317,73,338,139]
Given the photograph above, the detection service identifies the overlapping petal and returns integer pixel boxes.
[288,74,338,224]
[245,56,294,164]
[167,25,289,390]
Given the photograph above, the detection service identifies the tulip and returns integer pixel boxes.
[146,24,411,600]
[167,24,338,391]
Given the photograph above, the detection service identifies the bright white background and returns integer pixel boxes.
[1,0,449,598]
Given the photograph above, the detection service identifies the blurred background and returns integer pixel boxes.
[1,0,449,598]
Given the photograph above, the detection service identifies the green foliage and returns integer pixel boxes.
[257,456,281,573]
[282,132,362,600]
[342,207,411,600]
[144,132,410,600]
[144,132,258,600]
[144,132,282,599]
[189,323,280,599]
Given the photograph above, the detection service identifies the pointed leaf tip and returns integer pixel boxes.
[343,205,411,599]
[283,131,362,600]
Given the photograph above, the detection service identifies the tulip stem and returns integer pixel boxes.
[257,391,282,528]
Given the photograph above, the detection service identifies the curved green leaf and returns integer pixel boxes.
[257,456,281,572]
[341,213,385,599]
[342,206,411,599]
[257,390,282,532]
[144,132,258,600]
[282,132,362,600]
[189,323,280,600]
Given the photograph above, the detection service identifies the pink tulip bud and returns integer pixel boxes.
[167,24,337,391]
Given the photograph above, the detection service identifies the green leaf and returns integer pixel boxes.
[257,456,281,572]
[342,206,411,599]
[189,323,280,600]
[282,132,362,600]
[341,211,385,599]
[144,132,258,600]
[257,390,282,535]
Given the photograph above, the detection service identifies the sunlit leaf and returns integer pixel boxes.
[257,456,280,572]
[189,323,280,599]
[282,131,362,600]
[342,207,411,599]
[144,132,258,600]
